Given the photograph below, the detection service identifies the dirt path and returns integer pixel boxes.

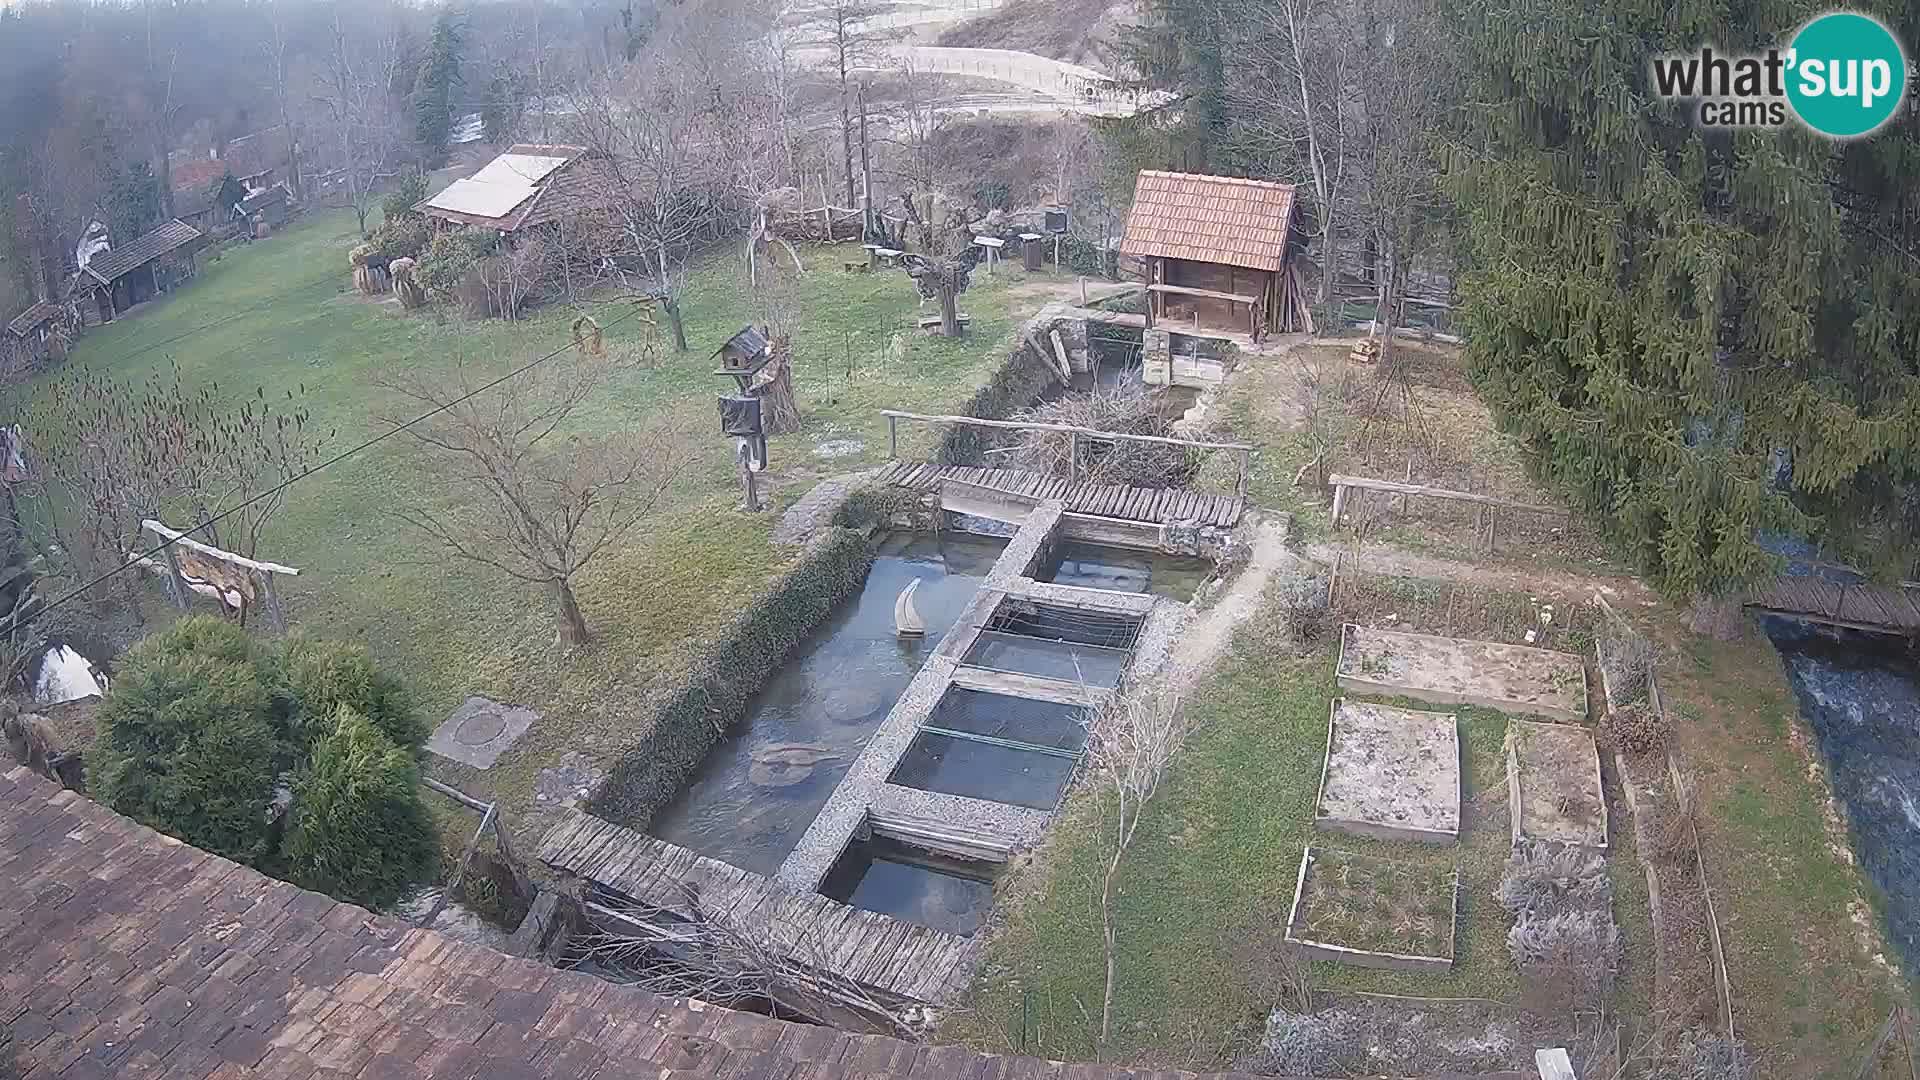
[1305,540,1659,609]
[1133,512,1300,694]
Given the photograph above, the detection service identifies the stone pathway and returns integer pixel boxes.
[772,467,883,547]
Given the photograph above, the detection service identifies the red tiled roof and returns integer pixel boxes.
[0,767,1279,1080]
[1119,171,1296,273]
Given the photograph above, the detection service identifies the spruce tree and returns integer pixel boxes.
[1445,0,1920,605]
[414,10,466,167]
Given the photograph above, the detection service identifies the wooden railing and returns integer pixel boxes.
[879,409,1255,499]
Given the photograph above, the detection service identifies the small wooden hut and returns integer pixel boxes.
[2,303,68,377]
[416,145,618,242]
[67,219,206,325]
[1119,170,1309,340]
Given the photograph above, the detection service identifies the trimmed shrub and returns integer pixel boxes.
[283,707,439,909]
[415,228,499,301]
[277,635,428,753]
[90,617,279,862]
[367,215,432,268]
[590,527,876,826]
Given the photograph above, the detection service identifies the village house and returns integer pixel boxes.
[416,143,619,243]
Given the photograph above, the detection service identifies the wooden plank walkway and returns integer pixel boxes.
[537,810,974,1004]
[875,460,1245,528]
[1745,577,1920,635]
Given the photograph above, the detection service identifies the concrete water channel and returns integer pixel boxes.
[644,507,1209,940]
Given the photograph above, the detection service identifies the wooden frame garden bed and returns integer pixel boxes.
[1336,623,1589,722]
[1506,719,1608,849]
[1314,698,1460,843]
[1283,846,1459,972]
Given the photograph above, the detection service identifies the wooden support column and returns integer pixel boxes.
[887,414,899,459]
[1067,432,1078,480]
[1235,448,1251,501]
[158,540,191,612]
[259,573,287,633]
[1331,483,1348,526]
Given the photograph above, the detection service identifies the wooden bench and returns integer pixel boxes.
[1326,473,1568,551]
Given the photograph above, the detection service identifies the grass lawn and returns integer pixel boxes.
[943,581,1654,1068]
[26,207,1077,851]
[1655,626,1902,1077]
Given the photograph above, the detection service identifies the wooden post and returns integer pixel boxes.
[1235,448,1251,501]
[158,540,191,612]
[1067,432,1078,480]
[1330,483,1348,526]
[1487,507,1499,552]
[887,414,899,459]
[421,804,496,928]
[1078,275,1087,305]
[259,573,287,633]
[490,813,531,902]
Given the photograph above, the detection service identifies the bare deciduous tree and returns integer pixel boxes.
[308,1,411,237]
[1081,683,1185,1050]
[378,351,687,647]
[792,0,900,209]
[1222,0,1350,304]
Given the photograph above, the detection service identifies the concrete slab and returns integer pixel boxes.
[1315,699,1459,843]
[425,696,540,770]
[1336,624,1588,722]
[1507,719,1608,849]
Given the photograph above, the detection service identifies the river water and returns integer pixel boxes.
[647,532,1007,875]
[1765,616,1920,971]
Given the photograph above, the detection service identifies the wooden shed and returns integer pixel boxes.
[2,302,69,378]
[67,219,206,325]
[1119,171,1309,340]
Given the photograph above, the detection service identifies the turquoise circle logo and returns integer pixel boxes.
[1786,12,1908,137]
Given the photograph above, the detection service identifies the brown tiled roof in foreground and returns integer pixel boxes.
[0,767,1278,1080]
[1118,172,1296,273]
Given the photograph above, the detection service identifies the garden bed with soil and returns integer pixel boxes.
[1283,846,1459,972]
[1506,720,1607,849]
[1315,698,1460,843]
[1337,623,1588,722]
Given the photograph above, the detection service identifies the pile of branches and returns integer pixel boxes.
[571,883,919,1037]
[1007,384,1193,489]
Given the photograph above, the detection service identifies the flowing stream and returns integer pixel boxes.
[1765,616,1920,970]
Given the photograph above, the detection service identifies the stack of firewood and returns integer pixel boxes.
[1349,337,1383,364]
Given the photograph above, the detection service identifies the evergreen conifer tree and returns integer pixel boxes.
[1445,0,1920,604]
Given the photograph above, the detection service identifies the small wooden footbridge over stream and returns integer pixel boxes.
[1744,576,1920,637]
[877,409,1251,530]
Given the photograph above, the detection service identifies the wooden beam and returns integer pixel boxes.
[1144,283,1263,305]
[141,519,301,575]
[1323,474,1567,515]
[879,410,1252,452]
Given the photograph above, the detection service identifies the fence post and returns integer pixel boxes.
[888,415,899,459]
[1068,432,1078,480]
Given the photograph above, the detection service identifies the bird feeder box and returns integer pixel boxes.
[1044,209,1069,235]
[712,325,772,390]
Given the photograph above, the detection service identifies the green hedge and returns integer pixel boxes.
[277,635,429,754]
[588,526,876,827]
[938,341,1060,466]
[831,483,923,532]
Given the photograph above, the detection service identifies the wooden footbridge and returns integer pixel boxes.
[877,410,1250,528]
[1745,577,1920,636]
[538,810,974,1005]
